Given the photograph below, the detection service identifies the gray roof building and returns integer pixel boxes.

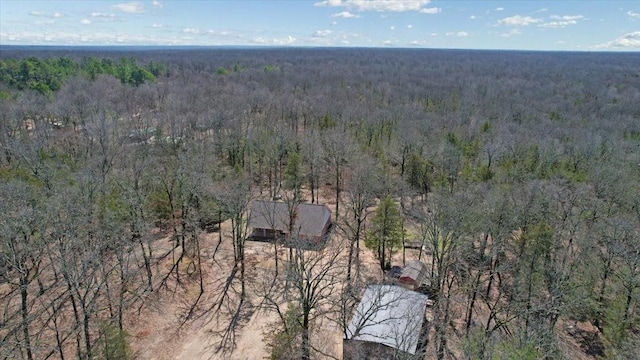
[345,285,428,357]
[248,200,332,243]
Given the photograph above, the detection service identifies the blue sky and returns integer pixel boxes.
[1,0,639,51]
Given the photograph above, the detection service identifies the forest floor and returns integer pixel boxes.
[125,188,360,360]
[125,226,279,360]
[124,190,601,360]
[125,225,387,360]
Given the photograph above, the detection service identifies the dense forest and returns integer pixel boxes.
[0,46,639,360]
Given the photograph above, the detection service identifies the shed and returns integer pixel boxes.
[398,260,429,290]
[344,285,428,358]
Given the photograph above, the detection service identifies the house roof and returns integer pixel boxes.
[249,200,331,238]
[346,285,428,355]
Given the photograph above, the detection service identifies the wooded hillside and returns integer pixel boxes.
[0,47,639,359]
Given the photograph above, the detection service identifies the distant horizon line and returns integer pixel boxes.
[1,44,637,54]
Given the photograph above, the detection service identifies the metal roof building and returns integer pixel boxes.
[345,285,428,358]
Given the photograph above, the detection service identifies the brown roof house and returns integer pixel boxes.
[398,260,429,291]
[248,200,332,248]
[344,285,429,359]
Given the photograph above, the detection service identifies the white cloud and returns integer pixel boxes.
[409,39,429,46]
[34,19,55,25]
[595,31,640,49]
[152,1,163,9]
[389,26,395,30]
[407,24,412,29]
[332,11,359,18]
[277,35,298,45]
[419,7,441,14]
[550,15,583,21]
[498,15,542,26]
[182,28,200,34]
[446,31,468,37]
[470,15,477,20]
[628,11,640,20]
[383,40,394,46]
[0,29,186,46]
[205,30,239,40]
[501,29,521,37]
[30,10,65,19]
[539,21,576,28]
[81,19,91,25]
[253,35,296,45]
[152,23,164,28]
[316,0,439,13]
[87,12,116,23]
[331,20,338,25]
[90,12,115,18]
[313,29,332,37]
[495,7,504,11]
[539,15,583,28]
[113,2,145,13]
[315,0,342,7]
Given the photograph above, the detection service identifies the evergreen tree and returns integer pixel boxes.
[365,195,404,272]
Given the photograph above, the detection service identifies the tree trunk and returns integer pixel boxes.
[346,239,355,284]
[465,271,482,336]
[524,255,536,334]
[302,311,311,360]
[51,304,65,360]
[335,165,340,222]
[83,309,92,359]
[274,239,279,277]
[623,283,634,323]
[485,254,499,299]
[20,274,34,360]
[138,237,153,291]
[63,274,83,360]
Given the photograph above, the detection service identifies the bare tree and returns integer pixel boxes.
[0,181,45,360]
[302,130,324,204]
[341,155,379,286]
[323,127,355,221]
[256,226,346,360]
[418,190,476,360]
[204,174,254,354]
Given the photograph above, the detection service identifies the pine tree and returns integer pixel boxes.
[365,195,404,272]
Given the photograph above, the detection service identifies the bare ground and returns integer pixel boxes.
[124,191,603,360]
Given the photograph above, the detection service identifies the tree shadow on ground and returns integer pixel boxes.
[567,325,605,358]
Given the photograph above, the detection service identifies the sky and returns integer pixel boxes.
[1,0,639,51]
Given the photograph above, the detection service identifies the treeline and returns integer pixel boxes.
[0,55,166,96]
[0,47,638,359]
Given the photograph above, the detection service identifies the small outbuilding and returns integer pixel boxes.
[248,200,332,246]
[398,260,429,291]
[344,285,428,359]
